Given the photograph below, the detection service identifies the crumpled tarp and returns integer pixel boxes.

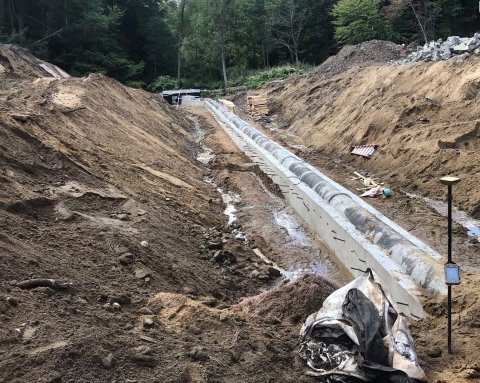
[299,270,426,382]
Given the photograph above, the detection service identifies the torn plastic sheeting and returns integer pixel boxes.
[299,270,426,382]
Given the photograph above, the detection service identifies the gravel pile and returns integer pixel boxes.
[396,34,480,64]
[311,40,407,79]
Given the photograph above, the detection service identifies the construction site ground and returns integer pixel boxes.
[0,43,479,383]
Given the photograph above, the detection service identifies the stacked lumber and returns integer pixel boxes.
[219,99,236,113]
[247,95,269,116]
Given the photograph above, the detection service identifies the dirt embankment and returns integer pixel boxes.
[0,44,332,383]
[229,40,480,382]
[247,43,480,217]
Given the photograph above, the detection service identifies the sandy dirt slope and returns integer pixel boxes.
[229,41,480,382]
[0,44,343,383]
[0,44,69,78]
[247,48,480,217]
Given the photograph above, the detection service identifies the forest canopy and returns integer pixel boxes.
[1,0,480,89]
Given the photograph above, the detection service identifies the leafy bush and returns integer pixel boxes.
[231,66,309,89]
[125,80,146,89]
[148,75,178,92]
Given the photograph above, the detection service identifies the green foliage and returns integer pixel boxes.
[2,0,480,88]
[125,80,146,89]
[230,65,309,89]
[332,0,392,45]
[149,75,178,92]
[390,0,471,43]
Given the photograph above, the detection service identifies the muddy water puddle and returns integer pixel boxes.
[234,173,347,285]
[217,188,240,225]
[192,117,216,165]
[405,191,480,238]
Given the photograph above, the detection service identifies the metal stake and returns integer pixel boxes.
[440,176,461,355]
[447,183,452,354]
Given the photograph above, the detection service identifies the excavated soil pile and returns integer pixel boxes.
[231,274,337,324]
[310,39,408,79]
[0,44,314,383]
[411,274,480,382]
[253,43,480,217]
[0,44,69,78]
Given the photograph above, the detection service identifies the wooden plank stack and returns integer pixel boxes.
[219,99,236,113]
[247,95,269,117]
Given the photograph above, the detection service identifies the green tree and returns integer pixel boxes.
[300,0,336,64]
[267,0,308,66]
[332,0,391,45]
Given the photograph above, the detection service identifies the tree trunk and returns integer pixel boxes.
[218,0,228,89]
[221,42,228,89]
[8,0,15,32]
[177,50,181,83]
[176,0,186,83]
[262,40,266,68]
[0,1,5,32]
[409,1,428,44]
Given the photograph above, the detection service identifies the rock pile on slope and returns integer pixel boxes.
[396,34,480,63]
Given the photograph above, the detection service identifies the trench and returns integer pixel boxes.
[203,99,453,319]
[189,113,348,286]
[404,191,480,238]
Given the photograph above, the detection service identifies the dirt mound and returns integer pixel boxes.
[255,51,480,218]
[142,293,311,383]
[231,274,338,324]
[310,40,407,79]
[0,44,69,78]
[0,47,274,382]
[410,274,480,382]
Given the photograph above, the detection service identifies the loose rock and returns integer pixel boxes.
[250,270,260,279]
[6,297,18,307]
[212,250,236,265]
[101,353,114,369]
[187,346,209,362]
[138,307,154,315]
[267,267,281,278]
[118,252,134,265]
[427,347,442,358]
[142,315,155,329]
[130,345,155,367]
[396,34,480,64]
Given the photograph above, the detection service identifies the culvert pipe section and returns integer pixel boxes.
[205,99,447,319]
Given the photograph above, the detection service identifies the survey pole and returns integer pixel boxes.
[440,176,461,355]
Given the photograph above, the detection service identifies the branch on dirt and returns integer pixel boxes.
[16,278,73,290]
[61,106,86,114]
